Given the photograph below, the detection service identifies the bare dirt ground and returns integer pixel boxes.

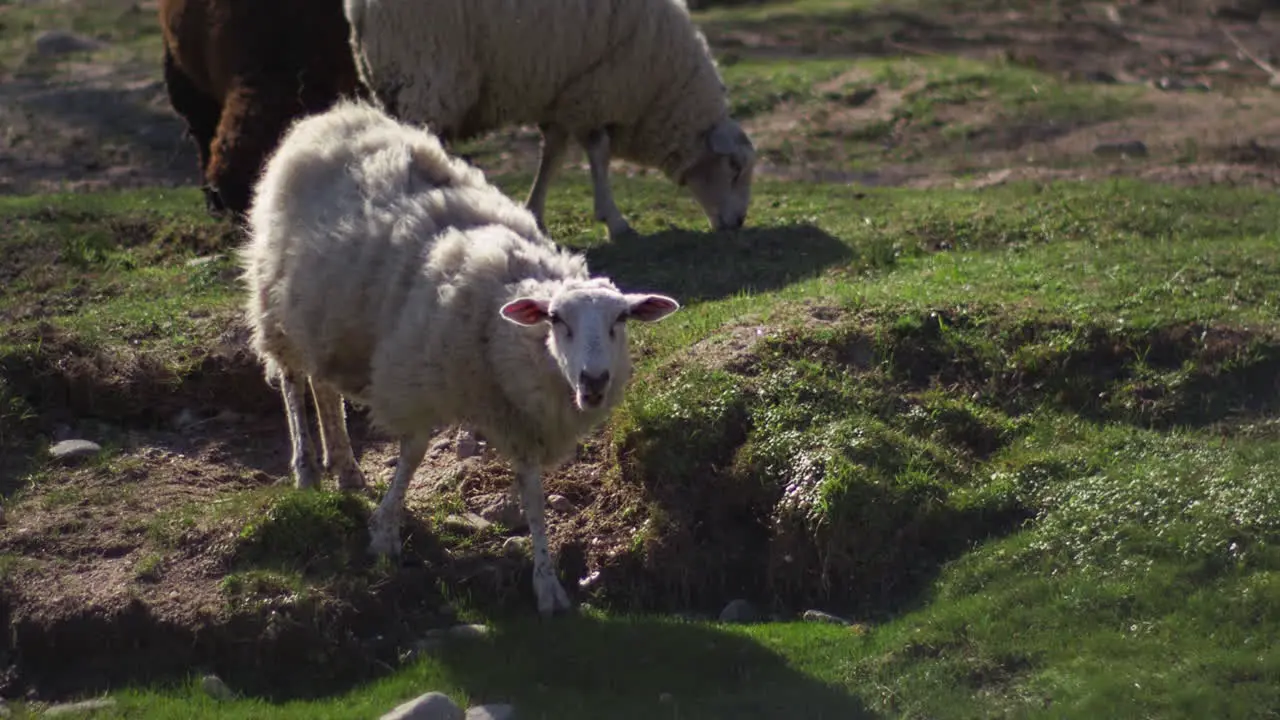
[4,0,1280,195]
[4,0,1280,704]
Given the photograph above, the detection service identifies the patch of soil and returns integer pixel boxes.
[0,322,622,702]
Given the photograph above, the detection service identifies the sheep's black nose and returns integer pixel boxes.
[580,370,611,395]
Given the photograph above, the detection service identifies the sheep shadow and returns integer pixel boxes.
[426,612,880,719]
[585,224,852,303]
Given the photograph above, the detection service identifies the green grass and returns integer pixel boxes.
[0,0,163,75]
[2,173,1276,718]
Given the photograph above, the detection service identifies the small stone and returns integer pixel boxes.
[718,598,758,623]
[48,439,101,464]
[171,408,200,429]
[502,536,531,557]
[546,494,574,514]
[455,428,482,459]
[465,705,516,720]
[802,609,852,625]
[43,698,117,716]
[426,623,491,641]
[475,493,526,530]
[185,254,224,267]
[33,30,106,56]
[381,691,464,720]
[1093,140,1148,158]
[658,692,674,704]
[201,674,235,701]
[442,513,492,534]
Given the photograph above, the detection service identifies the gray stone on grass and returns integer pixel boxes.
[718,598,758,623]
[201,674,235,701]
[442,513,492,534]
[48,439,101,464]
[381,691,464,720]
[502,535,531,557]
[475,493,526,530]
[802,609,852,625]
[34,30,106,56]
[546,494,575,514]
[43,698,116,716]
[466,704,516,720]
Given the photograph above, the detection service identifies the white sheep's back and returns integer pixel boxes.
[353,0,716,142]
[239,100,563,401]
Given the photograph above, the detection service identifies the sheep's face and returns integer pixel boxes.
[501,283,680,411]
[680,119,756,232]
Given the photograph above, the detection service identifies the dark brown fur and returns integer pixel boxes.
[159,0,370,217]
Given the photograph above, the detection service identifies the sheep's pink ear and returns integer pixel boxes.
[501,298,550,326]
[626,294,680,323]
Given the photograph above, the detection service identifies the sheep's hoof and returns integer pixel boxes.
[534,576,573,618]
[606,222,637,242]
[293,463,322,490]
[367,512,402,559]
[336,464,368,491]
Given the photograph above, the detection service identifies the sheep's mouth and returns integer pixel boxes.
[575,389,606,411]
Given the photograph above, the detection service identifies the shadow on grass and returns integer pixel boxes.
[586,224,853,303]
[430,613,879,720]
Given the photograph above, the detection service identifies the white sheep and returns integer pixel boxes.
[343,0,757,240]
[239,100,681,616]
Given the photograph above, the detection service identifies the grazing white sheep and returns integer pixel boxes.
[240,100,680,616]
[344,0,757,240]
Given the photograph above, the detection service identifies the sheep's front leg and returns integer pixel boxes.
[368,433,431,559]
[310,379,366,490]
[280,370,320,490]
[516,465,572,616]
[582,128,635,241]
[525,123,569,233]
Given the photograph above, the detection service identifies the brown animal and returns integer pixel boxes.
[159,0,369,217]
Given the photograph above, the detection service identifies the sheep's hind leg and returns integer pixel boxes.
[582,128,635,241]
[310,379,366,490]
[368,433,431,559]
[516,465,572,617]
[525,123,569,233]
[280,370,321,490]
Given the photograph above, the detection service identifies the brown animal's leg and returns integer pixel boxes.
[205,82,300,218]
[162,44,224,215]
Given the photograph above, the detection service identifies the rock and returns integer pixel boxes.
[1093,140,1148,158]
[186,254,224,267]
[455,428,482,459]
[502,536,531,557]
[43,698,116,716]
[381,692,464,720]
[427,623,491,641]
[48,439,101,464]
[33,30,106,56]
[802,609,852,625]
[466,704,516,720]
[201,674,235,701]
[546,494,575,514]
[718,598,758,623]
[171,408,201,429]
[442,513,492,534]
[475,493,526,530]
